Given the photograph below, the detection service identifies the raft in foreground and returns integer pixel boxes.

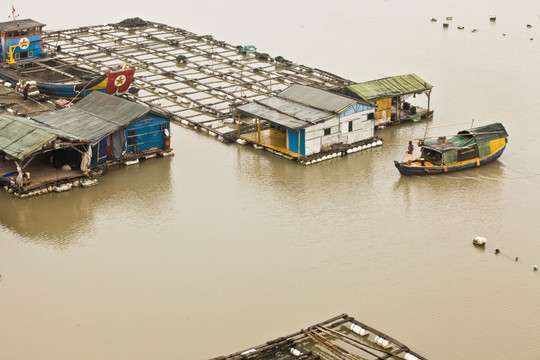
[394,123,508,175]
[211,313,426,360]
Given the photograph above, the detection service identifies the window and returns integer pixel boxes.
[28,28,35,35]
[324,128,331,136]
[35,27,41,34]
[367,112,375,120]
[348,121,353,132]
[6,31,13,38]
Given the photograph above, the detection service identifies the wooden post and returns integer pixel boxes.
[427,91,431,112]
[298,130,301,155]
[257,119,261,144]
[396,96,401,122]
[237,113,241,137]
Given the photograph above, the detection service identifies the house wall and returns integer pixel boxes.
[2,26,43,61]
[125,113,170,154]
[303,104,374,156]
[375,98,392,120]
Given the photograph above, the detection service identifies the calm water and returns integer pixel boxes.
[1,1,540,359]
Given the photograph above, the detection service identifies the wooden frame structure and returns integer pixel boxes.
[210,314,427,360]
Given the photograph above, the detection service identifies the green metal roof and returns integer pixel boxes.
[236,84,363,130]
[331,74,433,101]
[0,114,57,160]
[33,92,149,142]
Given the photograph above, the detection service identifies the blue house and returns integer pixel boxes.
[33,92,172,168]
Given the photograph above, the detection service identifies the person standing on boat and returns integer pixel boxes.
[407,140,414,165]
[23,83,30,102]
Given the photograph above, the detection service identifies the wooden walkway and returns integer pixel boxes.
[42,19,353,141]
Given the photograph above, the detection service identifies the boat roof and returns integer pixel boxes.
[236,84,371,130]
[0,19,45,32]
[423,122,508,153]
[330,73,432,101]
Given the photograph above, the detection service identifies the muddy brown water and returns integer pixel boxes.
[1,1,539,359]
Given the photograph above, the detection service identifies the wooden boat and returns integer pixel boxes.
[394,122,508,175]
[0,15,134,98]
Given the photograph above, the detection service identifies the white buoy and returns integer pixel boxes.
[473,237,487,246]
[374,336,391,349]
[241,349,256,355]
[376,140,383,146]
[366,143,372,148]
[534,265,538,271]
[350,324,369,336]
[404,353,421,360]
[290,348,302,356]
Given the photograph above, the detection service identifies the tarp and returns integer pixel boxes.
[34,92,149,143]
[424,123,508,153]
[331,74,433,101]
[0,114,57,160]
[236,84,370,130]
[458,123,508,143]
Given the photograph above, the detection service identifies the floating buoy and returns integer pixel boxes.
[458,26,464,30]
[374,336,391,349]
[241,349,256,355]
[495,248,500,254]
[350,324,370,336]
[473,237,486,246]
[376,140,383,146]
[446,16,453,20]
[443,22,449,28]
[472,28,479,33]
[526,24,532,28]
[515,257,519,262]
[534,265,538,271]
[503,33,507,36]
[404,354,420,360]
[290,348,302,356]
[490,13,496,21]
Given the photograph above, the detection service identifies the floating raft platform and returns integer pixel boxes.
[42,18,353,142]
[211,313,426,360]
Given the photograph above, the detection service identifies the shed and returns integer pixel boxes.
[235,84,375,158]
[0,92,172,195]
[33,91,171,167]
[331,74,433,126]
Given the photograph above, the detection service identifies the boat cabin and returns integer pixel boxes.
[0,19,45,64]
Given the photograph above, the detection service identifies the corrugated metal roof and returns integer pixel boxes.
[0,19,46,32]
[332,74,433,101]
[236,84,359,130]
[33,92,149,142]
[0,114,57,160]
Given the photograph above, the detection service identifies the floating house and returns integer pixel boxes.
[0,92,172,197]
[235,84,378,163]
[330,74,433,128]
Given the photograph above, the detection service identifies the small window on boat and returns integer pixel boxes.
[324,128,331,136]
[6,31,13,38]
[348,121,353,132]
[28,51,33,58]
[14,53,20,60]
[13,30,20,37]
[35,27,42,34]
[28,28,35,35]
[21,29,28,36]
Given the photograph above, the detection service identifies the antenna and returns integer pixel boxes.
[9,4,19,25]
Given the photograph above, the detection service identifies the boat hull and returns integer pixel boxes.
[394,145,506,175]
[0,63,135,99]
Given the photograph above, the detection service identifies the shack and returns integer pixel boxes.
[0,92,172,197]
[235,84,379,163]
[330,73,433,128]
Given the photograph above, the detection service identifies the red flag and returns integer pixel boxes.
[105,67,135,95]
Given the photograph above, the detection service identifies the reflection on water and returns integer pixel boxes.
[0,157,173,248]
